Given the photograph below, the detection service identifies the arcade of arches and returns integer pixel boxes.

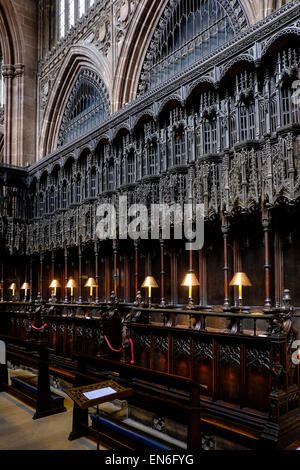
[0,0,300,451]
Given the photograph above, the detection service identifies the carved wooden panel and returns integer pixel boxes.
[218,342,241,404]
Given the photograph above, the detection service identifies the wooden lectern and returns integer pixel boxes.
[66,379,132,442]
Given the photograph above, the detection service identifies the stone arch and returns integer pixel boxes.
[133,110,156,131]
[0,0,23,65]
[156,95,183,118]
[0,0,26,166]
[77,145,94,160]
[186,77,217,101]
[112,124,131,142]
[219,54,255,82]
[39,44,112,158]
[95,134,110,148]
[261,27,300,59]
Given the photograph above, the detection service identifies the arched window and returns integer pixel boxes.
[58,69,109,147]
[138,0,248,94]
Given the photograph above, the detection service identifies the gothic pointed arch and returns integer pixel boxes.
[57,68,110,147]
[39,44,112,157]
[137,0,249,95]
[0,0,23,65]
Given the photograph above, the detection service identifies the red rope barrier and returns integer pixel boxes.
[104,335,135,364]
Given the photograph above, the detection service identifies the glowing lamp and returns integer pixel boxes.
[66,278,76,298]
[21,282,30,297]
[49,279,60,296]
[230,272,252,312]
[181,272,200,298]
[84,277,97,297]
[9,283,17,296]
[142,276,158,308]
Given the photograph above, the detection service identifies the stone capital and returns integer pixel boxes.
[1,64,15,78]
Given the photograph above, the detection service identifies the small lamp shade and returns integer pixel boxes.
[181,271,200,306]
[50,279,61,288]
[230,272,252,312]
[85,277,97,297]
[181,272,200,287]
[21,283,30,290]
[66,279,77,289]
[9,283,17,297]
[229,272,252,287]
[142,276,158,308]
[142,276,158,288]
[84,277,97,288]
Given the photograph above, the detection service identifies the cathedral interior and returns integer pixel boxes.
[1,0,300,452]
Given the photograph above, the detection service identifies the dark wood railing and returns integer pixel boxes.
[0,295,299,449]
